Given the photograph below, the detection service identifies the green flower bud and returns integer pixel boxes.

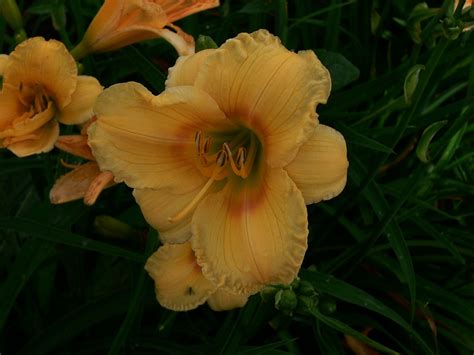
[94,215,139,239]
[0,0,23,31]
[296,295,317,314]
[441,17,463,40]
[298,280,317,297]
[275,289,297,315]
[196,35,218,52]
[290,277,300,290]
[260,286,278,303]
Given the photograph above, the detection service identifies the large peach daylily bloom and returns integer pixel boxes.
[50,121,115,206]
[0,37,103,157]
[71,0,220,59]
[146,241,249,311]
[89,30,348,296]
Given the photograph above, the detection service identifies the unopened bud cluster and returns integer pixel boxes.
[260,278,319,316]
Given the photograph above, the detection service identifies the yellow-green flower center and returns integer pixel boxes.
[194,127,261,181]
[168,127,262,224]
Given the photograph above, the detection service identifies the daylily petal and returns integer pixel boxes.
[207,289,249,311]
[58,76,103,125]
[159,0,220,23]
[195,29,331,168]
[0,101,55,138]
[89,82,232,191]
[133,179,224,244]
[3,37,77,109]
[192,167,308,295]
[286,124,348,204]
[77,0,168,55]
[0,54,8,76]
[145,241,217,311]
[50,161,102,204]
[83,171,115,205]
[155,24,195,56]
[166,49,213,88]
[55,135,95,161]
[5,119,59,157]
[0,86,23,130]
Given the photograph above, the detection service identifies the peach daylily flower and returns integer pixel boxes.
[50,122,115,205]
[145,241,249,311]
[71,0,220,59]
[89,30,348,296]
[0,37,103,157]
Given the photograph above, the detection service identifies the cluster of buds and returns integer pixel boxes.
[405,1,474,45]
[260,277,320,316]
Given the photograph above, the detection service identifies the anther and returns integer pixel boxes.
[236,147,246,169]
[203,137,210,154]
[223,142,242,177]
[216,149,227,167]
[194,131,202,154]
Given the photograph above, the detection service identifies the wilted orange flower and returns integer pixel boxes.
[145,241,249,311]
[71,0,220,59]
[89,30,348,296]
[50,121,115,205]
[0,37,103,157]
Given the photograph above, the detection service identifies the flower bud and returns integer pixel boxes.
[0,0,23,32]
[297,280,317,297]
[275,289,298,315]
[94,215,139,239]
[260,286,278,303]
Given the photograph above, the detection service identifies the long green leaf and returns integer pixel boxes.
[0,217,143,262]
[311,309,399,354]
[301,269,433,354]
[108,229,158,354]
[0,238,54,330]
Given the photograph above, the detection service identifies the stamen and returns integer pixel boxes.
[223,142,242,177]
[203,136,211,154]
[3,133,39,147]
[240,135,258,179]
[236,147,248,177]
[194,131,202,155]
[60,159,82,169]
[216,149,228,167]
[168,150,228,224]
[17,85,30,107]
[236,147,246,169]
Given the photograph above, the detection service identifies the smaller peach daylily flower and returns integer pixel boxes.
[0,37,103,157]
[50,121,115,206]
[145,241,249,311]
[71,0,220,59]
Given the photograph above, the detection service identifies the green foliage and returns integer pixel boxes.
[0,0,473,354]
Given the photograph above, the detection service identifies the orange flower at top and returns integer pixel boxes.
[89,30,348,306]
[71,0,220,59]
[0,37,103,157]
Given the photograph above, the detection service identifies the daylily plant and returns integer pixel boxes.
[50,120,115,206]
[0,37,102,157]
[71,0,220,59]
[89,30,348,310]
